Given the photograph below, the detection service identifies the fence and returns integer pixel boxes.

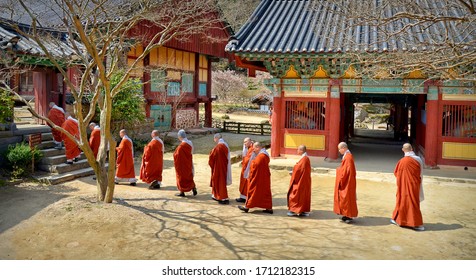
[223,121,271,135]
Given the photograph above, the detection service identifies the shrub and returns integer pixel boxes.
[221,114,230,120]
[5,143,43,178]
[0,89,14,123]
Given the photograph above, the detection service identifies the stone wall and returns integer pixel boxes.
[175,109,197,129]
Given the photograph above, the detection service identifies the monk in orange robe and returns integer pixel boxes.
[236,137,253,203]
[88,122,101,158]
[238,142,273,214]
[140,130,164,190]
[334,142,358,223]
[61,113,81,164]
[173,129,197,197]
[391,143,425,231]
[209,133,231,204]
[47,102,65,149]
[115,129,137,186]
[287,145,312,217]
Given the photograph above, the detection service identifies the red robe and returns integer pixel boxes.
[116,136,135,179]
[246,151,272,209]
[287,155,312,214]
[239,146,253,197]
[47,107,65,142]
[334,152,358,217]
[173,141,196,192]
[209,143,229,200]
[392,156,423,227]
[89,127,101,158]
[140,138,164,184]
[61,118,80,160]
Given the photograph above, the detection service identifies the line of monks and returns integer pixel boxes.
[115,129,425,231]
[47,103,425,230]
[47,102,81,164]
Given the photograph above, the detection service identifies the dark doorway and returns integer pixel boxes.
[341,93,420,172]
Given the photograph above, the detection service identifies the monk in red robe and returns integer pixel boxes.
[88,122,101,158]
[209,133,231,204]
[391,143,425,231]
[238,142,273,214]
[287,145,312,217]
[236,137,253,203]
[61,113,81,164]
[173,129,197,197]
[47,102,65,149]
[140,130,164,190]
[115,129,137,186]
[334,142,358,223]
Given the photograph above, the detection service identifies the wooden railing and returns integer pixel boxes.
[223,121,271,135]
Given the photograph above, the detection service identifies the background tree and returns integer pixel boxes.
[315,0,476,81]
[0,0,223,202]
[217,0,261,32]
[211,69,248,104]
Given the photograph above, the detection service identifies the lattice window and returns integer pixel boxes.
[442,105,476,137]
[19,72,33,94]
[285,101,326,130]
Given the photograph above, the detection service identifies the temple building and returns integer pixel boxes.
[226,0,475,167]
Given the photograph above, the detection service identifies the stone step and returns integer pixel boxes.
[38,158,91,174]
[35,167,96,185]
[14,110,34,118]
[35,140,56,150]
[38,147,65,157]
[40,153,86,165]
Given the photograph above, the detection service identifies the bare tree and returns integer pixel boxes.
[0,0,223,202]
[217,0,260,32]
[314,0,476,81]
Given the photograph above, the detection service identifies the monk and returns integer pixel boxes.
[173,129,197,197]
[236,137,254,203]
[140,130,164,190]
[334,142,358,223]
[61,113,81,164]
[209,133,231,204]
[391,143,425,231]
[47,102,65,149]
[238,142,273,214]
[287,145,312,217]
[115,129,137,186]
[88,122,101,158]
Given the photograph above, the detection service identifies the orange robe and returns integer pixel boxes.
[209,143,229,200]
[61,118,80,160]
[173,141,195,192]
[140,138,164,184]
[246,150,272,209]
[392,156,423,227]
[333,152,358,218]
[89,127,100,158]
[116,136,135,179]
[47,106,65,142]
[239,146,253,198]
[287,155,312,214]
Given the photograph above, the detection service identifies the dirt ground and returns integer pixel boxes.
[0,132,475,260]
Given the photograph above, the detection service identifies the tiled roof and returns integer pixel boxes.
[226,0,474,55]
[0,21,78,57]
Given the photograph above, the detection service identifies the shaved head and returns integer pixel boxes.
[402,143,413,152]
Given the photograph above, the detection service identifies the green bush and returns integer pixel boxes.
[0,89,14,123]
[221,114,230,119]
[5,143,43,178]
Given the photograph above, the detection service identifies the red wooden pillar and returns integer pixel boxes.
[270,95,282,157]
[33,71,47,124]
[328,83,341,160]
[205,58,212,127]
[143,53,151,118]
[424,86,439,167]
